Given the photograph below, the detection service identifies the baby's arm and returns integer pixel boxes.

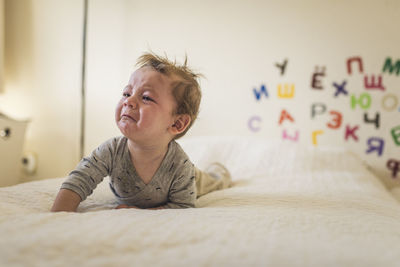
[51,138,115,212]
[51,189,81,212]
[160,171,196,209]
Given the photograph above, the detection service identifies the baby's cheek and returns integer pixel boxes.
[115,104,122,121]
[115,103,121,113]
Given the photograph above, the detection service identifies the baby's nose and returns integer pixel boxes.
[123,95,138,108]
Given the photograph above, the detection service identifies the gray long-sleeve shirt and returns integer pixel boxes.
[61,136,196,209]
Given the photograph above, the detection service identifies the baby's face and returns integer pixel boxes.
[115,67,178,145]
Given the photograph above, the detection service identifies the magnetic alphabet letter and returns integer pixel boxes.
[312,130,324,145]
[382,57,400,76]
[275,59,288,76]
[282,129,299,142]
[311,103,327,118]
[248,116,262,132]
[247,56,399,178]
[347,56,364,75]
[253,84,269,101]
[366,137,384,156]
[345,125,359,142]
[279,109,295,125]
[387,159,400,178]
[351,93,371,110]
[327,111,342,129]
[391,125,400,146]
[333,80,348,97]
[311,66,326,90]
[381,94,399,112]
[363,112,380,129]
[364,75,385,91]
[277,84,295,98]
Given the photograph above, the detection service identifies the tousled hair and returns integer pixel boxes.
[136,52,202,139]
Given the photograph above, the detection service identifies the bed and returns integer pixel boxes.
[1,136,400,266]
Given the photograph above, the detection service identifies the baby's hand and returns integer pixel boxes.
[115,204,139,209]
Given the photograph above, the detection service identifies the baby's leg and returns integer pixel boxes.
[195,163,232,198]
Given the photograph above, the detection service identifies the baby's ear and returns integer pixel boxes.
[170,114,191,135]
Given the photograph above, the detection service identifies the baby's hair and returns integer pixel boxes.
[136,52,202,139]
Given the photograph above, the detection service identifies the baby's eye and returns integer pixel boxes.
[142,95,154,102]
[122,92,130,97]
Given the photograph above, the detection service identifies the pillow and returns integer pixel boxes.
[178,135,392,199]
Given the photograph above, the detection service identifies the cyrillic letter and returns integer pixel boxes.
[347,56,363,75]
[327,111,342,129]
[248,116,262,132]
[387,159,400,178]
[275,59,288,76]
[333,80,348,97]
[391,125,400,146]
[277,84,295,98]
[382,57,400,75]
[312,130,324,145]
[311,103,327,118]
[311,66,326,90]
[366,137,384,156]
[279,109,295,125]
[351,93,371,110]
[282,129,299,142]
[253,84,268,101]
[345,125,359,142]
[363,112,380,129]
[381,94,399,112]
[364,75,385,91]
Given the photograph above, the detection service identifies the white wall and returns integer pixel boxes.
[86,0,400,188]
[0,0,82,183]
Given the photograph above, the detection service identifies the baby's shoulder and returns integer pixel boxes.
[94,136,127,155]
[169,141,191,163]
[167,141,195,174]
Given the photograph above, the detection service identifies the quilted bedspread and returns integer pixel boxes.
[1,136,400,267]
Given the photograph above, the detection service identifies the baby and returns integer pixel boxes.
[51,52,231,212]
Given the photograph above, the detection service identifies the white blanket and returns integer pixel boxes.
[1,136,400,267]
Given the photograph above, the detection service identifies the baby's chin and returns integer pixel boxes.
[116,121,131,136]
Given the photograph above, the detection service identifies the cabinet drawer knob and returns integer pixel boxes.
[0,128,11,139]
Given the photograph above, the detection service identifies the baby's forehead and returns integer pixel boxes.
[129,68,170,85]
[129,67,181,90]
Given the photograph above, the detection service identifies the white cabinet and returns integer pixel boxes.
[0,113,28,186]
